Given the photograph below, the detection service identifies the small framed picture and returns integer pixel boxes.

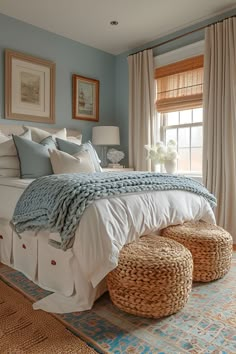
[72,74,99,122]
[5,49,55,123]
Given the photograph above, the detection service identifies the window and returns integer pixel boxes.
[160,108,203,174]
[155,55,204,175]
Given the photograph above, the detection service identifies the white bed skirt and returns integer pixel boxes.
[0,219,107,312]
[0,190,215,314]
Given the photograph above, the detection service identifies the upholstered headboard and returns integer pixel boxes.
[0,123,81,138]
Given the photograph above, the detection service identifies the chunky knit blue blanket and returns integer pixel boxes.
[11,172,216,250]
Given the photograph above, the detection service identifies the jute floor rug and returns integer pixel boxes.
[0,254,235,353]
[0,278,96,354]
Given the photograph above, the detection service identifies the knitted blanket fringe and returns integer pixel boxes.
[11,172,217,250]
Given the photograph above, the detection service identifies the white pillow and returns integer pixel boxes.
[0,130,10,143]
[67,135,82,145]
[0,156,19,169]
[0,129,31,177]
[0,168,19,177]
[24,126,67,143]
[0,129,31,157]
[49,149,95,174]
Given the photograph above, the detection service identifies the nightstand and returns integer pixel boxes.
[102,168,134,172]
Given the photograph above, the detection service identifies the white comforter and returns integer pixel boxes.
[32,189,215,313]
[0,178,33,218]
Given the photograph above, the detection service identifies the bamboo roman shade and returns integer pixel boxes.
[155,55,204,113]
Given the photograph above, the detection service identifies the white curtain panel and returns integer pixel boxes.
[128,49,155,171]
[203,17,236,243]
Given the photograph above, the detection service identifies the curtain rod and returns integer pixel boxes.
[128,14,236,57]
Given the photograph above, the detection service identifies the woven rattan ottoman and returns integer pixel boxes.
[161,221,233,282]
[106,235,193,318]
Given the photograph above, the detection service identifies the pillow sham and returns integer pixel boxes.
[0,130,10,143]
[0,156,20,178]
[67,135,82,145]
[13,135,53,179]
[23,126,67,143]
[56,138,102,172]
[0,129,31,157]
[49,149,96,174]
[0,156,19,169]
[0,129,31,177]
[0,169,20,177]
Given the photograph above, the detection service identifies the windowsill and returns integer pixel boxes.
[177,173,203,183]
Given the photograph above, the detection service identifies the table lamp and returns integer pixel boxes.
[92,126,120,167]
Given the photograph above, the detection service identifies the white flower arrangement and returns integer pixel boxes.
[144,140,179,164]
[107,148,125,164]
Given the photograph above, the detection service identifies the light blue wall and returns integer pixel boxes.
[1,9,236,166]
[115,8,236,166]
[0,13,116,142]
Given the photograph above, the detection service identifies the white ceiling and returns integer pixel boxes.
[0,0,235,55]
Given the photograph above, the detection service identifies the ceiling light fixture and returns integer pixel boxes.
[110,20,118,26]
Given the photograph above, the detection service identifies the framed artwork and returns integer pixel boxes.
[72,74,99,121]
[5,49,55,123]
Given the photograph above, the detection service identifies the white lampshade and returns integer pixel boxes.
[92,126,120,145]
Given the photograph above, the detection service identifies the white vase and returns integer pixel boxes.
[164,160,177,174]
[153,162,160,172]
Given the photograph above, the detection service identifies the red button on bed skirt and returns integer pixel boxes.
[22,244,26,249]
[51,260,56,266]
[0,235,3,239]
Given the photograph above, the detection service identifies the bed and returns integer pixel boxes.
[0,124,216,314]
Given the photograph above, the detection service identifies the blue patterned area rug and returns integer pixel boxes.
[0,254,235,354]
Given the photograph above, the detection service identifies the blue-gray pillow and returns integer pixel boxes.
[56,138,102,172]
[40,135,58,149]
[13,135,53,179]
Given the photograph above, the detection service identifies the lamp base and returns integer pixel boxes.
[100,146,108,167]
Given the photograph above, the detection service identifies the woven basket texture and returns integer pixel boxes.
[106,235,193,318]
[161,221,233,282]
[0,279,96,354]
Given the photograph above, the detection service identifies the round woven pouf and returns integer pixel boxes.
[161,221,233,282]
[106,235,193,319]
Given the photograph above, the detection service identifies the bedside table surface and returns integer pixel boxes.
[102,168,134,172]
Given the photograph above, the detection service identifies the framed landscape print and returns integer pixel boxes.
[72,74,99,121]
[5,49,55,123]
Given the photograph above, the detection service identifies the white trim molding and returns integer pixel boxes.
[154,40,204,68]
